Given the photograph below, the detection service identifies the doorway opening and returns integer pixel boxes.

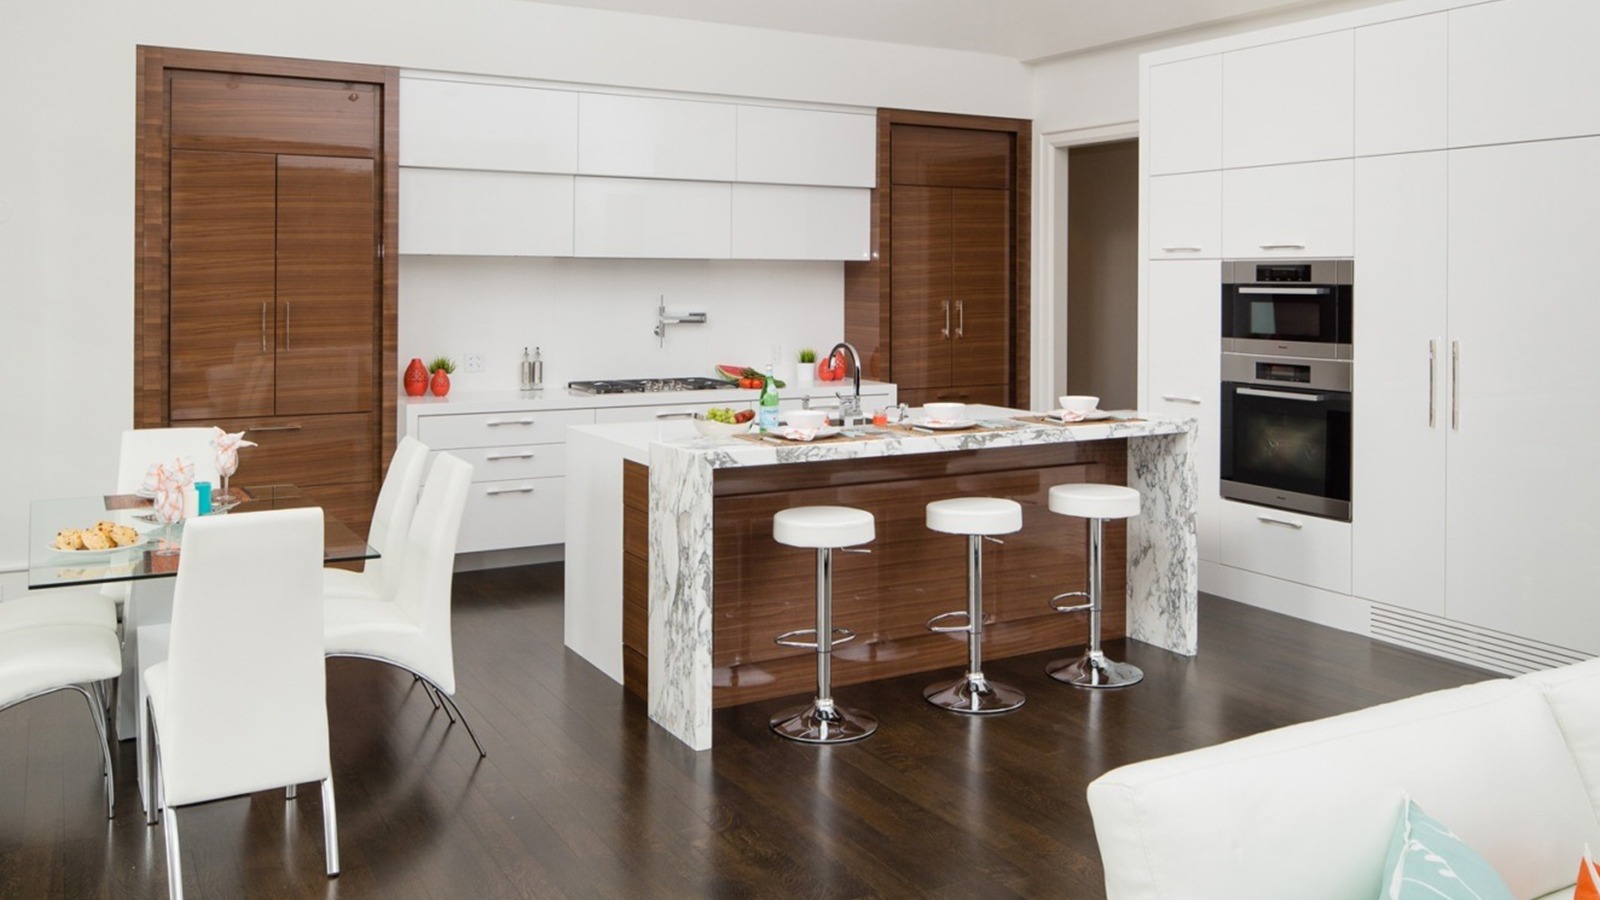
[1064,138,1139,410]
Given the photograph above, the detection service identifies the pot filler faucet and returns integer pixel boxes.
[828,341,864,425]
[654,295,707,347]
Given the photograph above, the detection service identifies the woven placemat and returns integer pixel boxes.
[730,429,879,446]
[882,420,1024,436]
[1013,415,1145,427]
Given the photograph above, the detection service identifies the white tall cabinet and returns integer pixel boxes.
[1444,136,1600,654]
[1143,0,1600,670]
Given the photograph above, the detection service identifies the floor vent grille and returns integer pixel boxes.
[1369,603,1591,675]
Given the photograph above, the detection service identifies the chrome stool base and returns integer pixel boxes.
[1046,651,1144,690]
[769,700,878,744]
[923,673,1025,714]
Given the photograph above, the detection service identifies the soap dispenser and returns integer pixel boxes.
[520,347,536,391]
[531,347,544,391]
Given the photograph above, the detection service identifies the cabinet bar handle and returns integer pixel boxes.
[1451,340,1460,431]
[956,299,965,338]
[654,410,695,419]
[1428,339,1438,429]
[1257,513,1304,529]
[261,303,268,353]
[485,485,535,495]
[1161,394,1202,404]
[1237,286,1329,296]
[1160,246,1202,253]
[486,419,535,427]
[284,302,291,351]
[486,451,535,461]
[1259,242,1306,250]
[941,301,951,339]
[1236,387,1325,403]
[248,424,302,432]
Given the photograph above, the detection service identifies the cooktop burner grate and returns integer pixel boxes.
[567,376,732,394]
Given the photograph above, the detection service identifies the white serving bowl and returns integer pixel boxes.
[1057,395,1100,413]
[693,416,751,437]
[785,409,829,430]
[923,402,967,421]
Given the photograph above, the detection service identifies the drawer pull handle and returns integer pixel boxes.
[485,485,535,496]
[1256,514,1303,530]
[486,452,535,461]
[1259,242,1305,251]
[1160,246,1202,253]
[248,424,303,432]
[654,410,696,419]
[1160,394,1202,405]
[486,419,535,427]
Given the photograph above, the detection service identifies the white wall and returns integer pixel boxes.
[0,0,1029,583]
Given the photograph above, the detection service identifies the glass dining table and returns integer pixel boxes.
[28,484,376,590]
[27,484,377,771]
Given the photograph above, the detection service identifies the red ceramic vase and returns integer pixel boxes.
[404,358,429,396]
[430,369,451,397]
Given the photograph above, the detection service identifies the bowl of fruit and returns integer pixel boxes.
[694,407,755,437]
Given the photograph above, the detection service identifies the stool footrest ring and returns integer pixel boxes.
[1049,591,1093,615]
[925,610,972,634]
[774,627,856,650]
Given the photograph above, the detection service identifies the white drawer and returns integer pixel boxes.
[439,446,565,482]
[456,476,566,553]
[1216,500,1351,594]
[416,408,593,449]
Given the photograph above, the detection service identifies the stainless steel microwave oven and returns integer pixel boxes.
[1222,259,1353,360]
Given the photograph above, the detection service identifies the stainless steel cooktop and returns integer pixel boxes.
[567,377,732,394]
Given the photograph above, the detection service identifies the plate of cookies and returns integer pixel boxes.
[50,521,148,555]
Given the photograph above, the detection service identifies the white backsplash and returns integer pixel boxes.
[399,256,847,390]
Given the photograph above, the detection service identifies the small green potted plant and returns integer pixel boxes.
[428,356,456,397]
[795,348,816,388]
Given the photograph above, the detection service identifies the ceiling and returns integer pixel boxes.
[525,0,1367,62]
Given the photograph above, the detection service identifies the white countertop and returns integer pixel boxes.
[570,405,1194,466]
[404,379,898,415]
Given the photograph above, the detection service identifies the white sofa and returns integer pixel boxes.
[1088,657,1600,900]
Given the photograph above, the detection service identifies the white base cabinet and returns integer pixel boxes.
[1143,260,1221,562]
[1217,500,1352,594]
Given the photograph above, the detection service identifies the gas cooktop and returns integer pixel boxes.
[567,376,732,394]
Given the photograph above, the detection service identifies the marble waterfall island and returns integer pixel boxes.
[565,409,1198,751]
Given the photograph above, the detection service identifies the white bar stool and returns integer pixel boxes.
[1045,483,1144,689]
[769,506,878,744]
[923,497,1026,714]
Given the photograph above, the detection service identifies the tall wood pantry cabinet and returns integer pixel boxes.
[136,48,399,534]
[846,110,1031,408]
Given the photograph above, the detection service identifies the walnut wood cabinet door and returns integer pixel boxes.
[168,150,278,421]
[889,185,951,390]
[949,186,1010,392]
[275,155,377,415]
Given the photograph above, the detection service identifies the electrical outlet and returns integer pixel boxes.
[462,352,485,374]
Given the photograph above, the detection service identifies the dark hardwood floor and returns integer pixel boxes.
[0,564,1492,898]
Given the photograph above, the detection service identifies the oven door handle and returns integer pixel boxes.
[1235,387,1328,403]
[1235,286,1330,296]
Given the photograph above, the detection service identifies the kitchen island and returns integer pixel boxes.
[566,407,1197,751]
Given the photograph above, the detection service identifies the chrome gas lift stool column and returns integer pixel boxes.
[923,497,1026,714]
[1045,483,1144,689]
[769,506,878,744]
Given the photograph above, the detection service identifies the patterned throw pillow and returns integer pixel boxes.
[1381,797,1514,900]
[1577,845,1600,900]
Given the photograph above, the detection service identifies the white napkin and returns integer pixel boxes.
[148,457,195,524]
[211,427,257,477]
[779,427,821,442]
[1048,409,1087,422]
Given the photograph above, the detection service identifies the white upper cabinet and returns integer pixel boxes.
[1222,159,1353,258]
[1147,172,1221,259]
[399,78,578,173]
[573,177,731,259]
[1146,55,1222,175]
[1354,13,1447,156]
[577,93,737,182]
[1449,0,1600,147]
[399,169,574,256]
[1222,30,1354,168]
[731,184,870,261]
[736,106,876,188]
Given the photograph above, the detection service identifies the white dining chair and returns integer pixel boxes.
[323,435,428,603]
[0,621,121,818]
[142,507,337,899]
[323,452,485,756]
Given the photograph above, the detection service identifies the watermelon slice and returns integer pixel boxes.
[714,364,745,382]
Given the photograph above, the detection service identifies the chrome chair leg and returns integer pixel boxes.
[321,776,340,877]
[770,546,878,744]
[286,784,298,800]
[1047,516,1143,689]
[433,687,487,758]
[163,807,183,900]
[71,683,115,818]
[925,534,1025,714]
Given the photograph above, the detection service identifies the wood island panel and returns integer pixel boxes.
[622,442,1129,709]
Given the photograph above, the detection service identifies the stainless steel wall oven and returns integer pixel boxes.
[1220,260,1354,522]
